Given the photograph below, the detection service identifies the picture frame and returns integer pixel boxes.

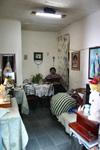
[24,55,27,60]
[88,46,100,79]
[1,54,16,83]
[34,52,43,60]
[71,51,80,70]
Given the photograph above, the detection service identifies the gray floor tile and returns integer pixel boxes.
[57,142,71,150]
[24,122,32,131]
[26,139,41,150]
[32,127,47,138]
[43,113,51,119]
[30,120,41,128]
[44,125,60,135]
[42,145,59,150]
[28,115,38,122]
[27,128,36,140]
[36,114,45,120]
[58,129,71,142]
[34,108,43,115]
[49,132,67,145]
[22,106,72,150]
[37,135,54,149]
[38,118,56,127]
[41,107,50,113]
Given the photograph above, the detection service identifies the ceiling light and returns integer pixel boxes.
[31,7,66,19]
[36,12,61,18]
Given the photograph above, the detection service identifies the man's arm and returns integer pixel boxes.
[61,80,68,87]
[60,76,68,87]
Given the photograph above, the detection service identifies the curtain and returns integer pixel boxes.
[58,34,70,85]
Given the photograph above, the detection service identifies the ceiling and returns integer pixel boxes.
[0,0,100,32]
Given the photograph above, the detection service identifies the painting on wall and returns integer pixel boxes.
[71,51,80,70]
[88,46,100,79]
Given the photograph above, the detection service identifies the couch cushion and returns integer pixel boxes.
[50,93,77,116]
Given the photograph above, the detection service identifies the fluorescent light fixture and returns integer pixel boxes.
[36,12,61,18]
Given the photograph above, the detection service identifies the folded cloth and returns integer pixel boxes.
[0,108,10,118]
[68,108,77,114]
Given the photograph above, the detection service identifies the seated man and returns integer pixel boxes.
[44,67,68,94]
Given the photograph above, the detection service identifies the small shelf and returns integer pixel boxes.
[69,122,97,142]
[69,111,99,143]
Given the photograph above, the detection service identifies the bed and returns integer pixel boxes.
[50,88,86,135]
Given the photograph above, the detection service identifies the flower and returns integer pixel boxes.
[32,73,43,84]
[3,75,14,83]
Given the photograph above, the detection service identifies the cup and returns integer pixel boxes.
[84,104,90,115]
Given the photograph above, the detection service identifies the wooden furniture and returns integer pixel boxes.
[69,111,99,143]
[0,95,12,108]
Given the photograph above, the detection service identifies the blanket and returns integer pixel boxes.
[50,93,77,116]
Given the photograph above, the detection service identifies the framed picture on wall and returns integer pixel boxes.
[34,52,43,60]
[1,54,16,83]
[88,46,100,79]
[71,51,80,70]
[24,55,27,60]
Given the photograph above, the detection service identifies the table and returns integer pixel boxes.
[24,83,54,97]
[0,98,29,150]
[14,89,29,115]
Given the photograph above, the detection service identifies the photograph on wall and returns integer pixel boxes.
[71,51,80,70]
[89,46,100,79]
[34,52,43,60]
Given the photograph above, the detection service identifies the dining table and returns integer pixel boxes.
[24,83,54,97]
[0,97,29,150]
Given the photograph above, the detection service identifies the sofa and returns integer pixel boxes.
[50,88,86,135]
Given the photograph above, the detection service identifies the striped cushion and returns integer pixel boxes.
[50,93,77,116]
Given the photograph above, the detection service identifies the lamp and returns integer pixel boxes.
[36,12,61,18]
[32,7,66,18]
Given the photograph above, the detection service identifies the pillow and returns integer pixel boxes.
[70,92,83,107]
[78,93,84,99]
[0,108,10,118]
[50,93,77,116]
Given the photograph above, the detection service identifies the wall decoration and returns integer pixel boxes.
[34,52,43,68]
[34,52,43,60]
[1,54,16,83]
[88,46,100,79]
[58,34,70,85]
[52,56,55,66]
[24,55,27,60]
[71,51,80,70]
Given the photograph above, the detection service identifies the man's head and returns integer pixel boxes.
[50,67,56,75]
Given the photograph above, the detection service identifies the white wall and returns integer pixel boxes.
[22,31,58,80]
[58,10,100,90]
[0,19,22,85]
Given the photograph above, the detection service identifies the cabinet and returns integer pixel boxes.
[69,111,99,149]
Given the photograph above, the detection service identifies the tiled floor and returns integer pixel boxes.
[21,106,71,150]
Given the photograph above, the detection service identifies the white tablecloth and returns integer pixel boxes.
[0,98,29,150]
[24,84,54,97]
[14,89,29,115]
